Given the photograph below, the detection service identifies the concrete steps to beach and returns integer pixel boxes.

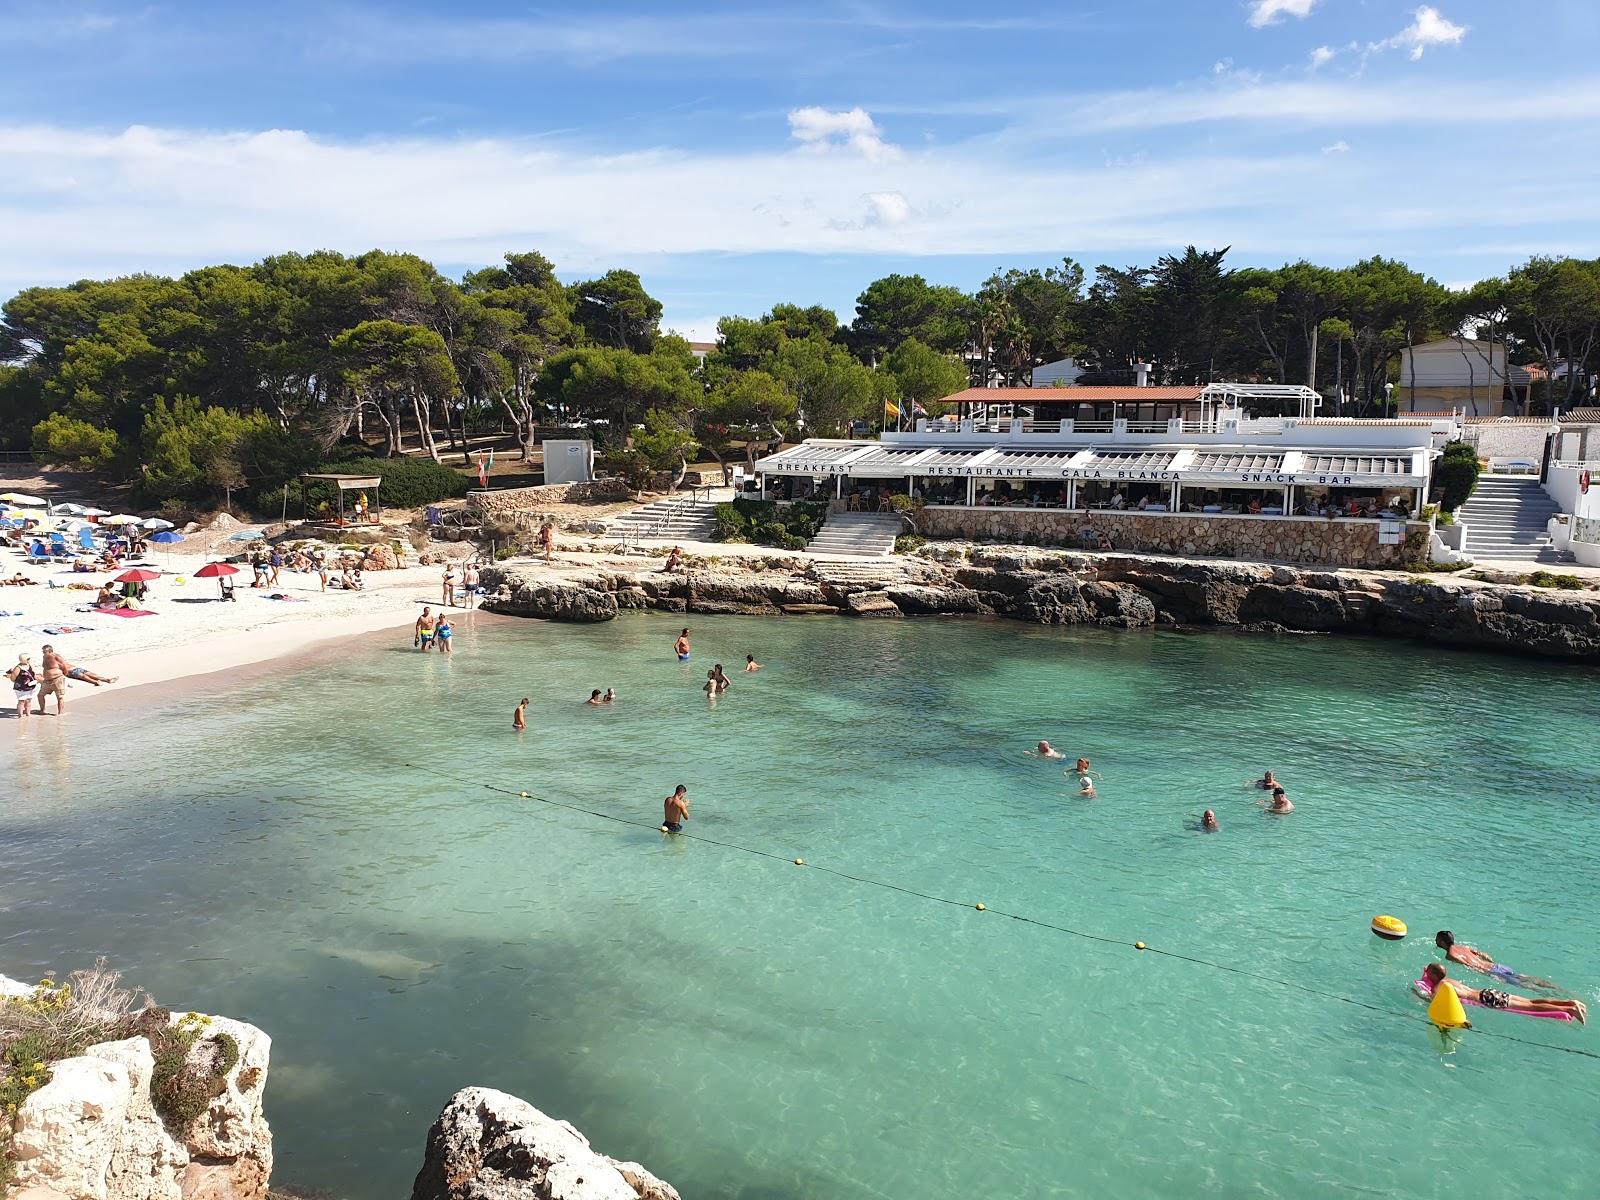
[607,497,719,543]
[806,512,902,558]
[1457,476,1563,562]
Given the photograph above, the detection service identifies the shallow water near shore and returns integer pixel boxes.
[3,612,1599,1198]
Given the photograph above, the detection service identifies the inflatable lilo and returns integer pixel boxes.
[1415,964,1583,1022]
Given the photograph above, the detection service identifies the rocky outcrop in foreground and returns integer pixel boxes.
[411,1088,678,1200]
[0,975,271,1200]
[480,546,1600,660]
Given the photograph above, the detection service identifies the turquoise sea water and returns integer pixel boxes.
[3,613,1599,1198]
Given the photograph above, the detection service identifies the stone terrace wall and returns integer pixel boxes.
[915,507,1421,568]
[469,479,632,515]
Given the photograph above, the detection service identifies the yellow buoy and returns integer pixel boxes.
[1427,981,1470,1029]
[520,792,529,798]
[1372,915,1407,941]
[975,903,986,911]
[794,858,803,866]
[1135,942,1146,950]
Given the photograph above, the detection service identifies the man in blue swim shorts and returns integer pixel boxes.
[1435,931,1561,991]
[674,628,690,660]
[660,784,689,834]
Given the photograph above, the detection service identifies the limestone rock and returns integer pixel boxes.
[178,1016,270,1173]
[12,1055,134,1200]
[410,1088,680,1200]
[84,1039,187,1200]
[843,591,902,617]
[885,584,987,614]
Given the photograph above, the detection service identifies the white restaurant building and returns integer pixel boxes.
[752,384,1462,565]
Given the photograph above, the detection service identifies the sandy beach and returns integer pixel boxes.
[0,535,469,724]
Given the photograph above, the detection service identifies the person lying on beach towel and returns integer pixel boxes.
[18,624,95,636]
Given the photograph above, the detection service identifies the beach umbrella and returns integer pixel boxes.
[194,560,240,599]
[103,514,141,525]
[0,518,14,528]
[113,568,160,583]
[228,530,264,541]
[148,530,182,543]
[80,507,110,517]
[0,492,46,506]
[140,518,175,530]
[54,503,89,516]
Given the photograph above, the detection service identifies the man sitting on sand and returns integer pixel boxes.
[660,785,689,834]
[1421,963,1585,1023]
[1435,932,1560,991]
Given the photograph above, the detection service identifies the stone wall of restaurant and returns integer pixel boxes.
[913,507,1420,568]
[468,479,632,516]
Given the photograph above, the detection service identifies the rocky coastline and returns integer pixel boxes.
[480,546,1600,661]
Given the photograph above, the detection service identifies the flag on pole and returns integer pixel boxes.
[476,454,488,488]
[885,399,901,420]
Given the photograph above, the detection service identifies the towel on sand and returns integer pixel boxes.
[18,623,94,636]
[98,607,157,618]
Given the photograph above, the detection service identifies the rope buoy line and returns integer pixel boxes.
[403,763,1600,1063]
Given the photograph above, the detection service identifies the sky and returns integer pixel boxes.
[2,0,1597,340]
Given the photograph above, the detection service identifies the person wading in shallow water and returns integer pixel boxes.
[660,785,690,834]
[513,698,528,731]
[675,628,690,660]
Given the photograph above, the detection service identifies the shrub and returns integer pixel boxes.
[895,533,927,553]
[301,456,470,511]
[1527,570,1585,590]
[713,499,827,549]
[1434,441,1481,511]
[31,413,122,472]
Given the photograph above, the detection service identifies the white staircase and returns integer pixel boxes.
[608,496,719,545]
[1456,476,1563,562]
[806,512,901,558]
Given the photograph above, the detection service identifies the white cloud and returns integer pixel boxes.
[1371,6,1468,60]
[1309,45,1337,68]
[1322,140,1350,153]
[864,192,911,226]
[788,107,900,162]
[1247,0,1319,29]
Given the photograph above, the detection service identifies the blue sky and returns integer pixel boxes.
[2,0,1597,339]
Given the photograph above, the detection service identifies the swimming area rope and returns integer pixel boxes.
[402,762,1600,1063]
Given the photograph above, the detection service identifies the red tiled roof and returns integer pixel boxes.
[942,386,1205,403]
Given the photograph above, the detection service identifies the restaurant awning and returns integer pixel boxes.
[1067,450,1178,481]
[1297,453,1426,487]
[1178,451,1286,484]
[753,444,874,476]
[908,448,1000,477]
[843,447,936,476]
[971,449,1084,479]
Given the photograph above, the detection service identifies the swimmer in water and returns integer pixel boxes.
[586,689,604,705]
[1259,786,1292,814]
[602,688,616,703]
[745,654,761,672]
[1076,774,1096,797]
[703,670,719,697]
[660,784,689,833]
[1422,963,1585,1023]
[1071,758,1102,780]
[513,698,528,730]
[1200,809,1219,832]
[1028,741,1066,760]
[1251,770,1278,791]
[711,663,731,692]
[675,628,690,660]
[1435,932,1561,991]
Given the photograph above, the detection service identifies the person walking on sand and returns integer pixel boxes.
[462,563,480,610]
[313,548,330,593]
[9,654,39,720]
[415,607,435,650]
[37,644,115,715]
[1421,963,1586,1023]
[675,628,690,660]
[660,785,690,834]
[442,564,457,607]
[269,548,283,586]
[538,523,555,564]
[513,698,528,731]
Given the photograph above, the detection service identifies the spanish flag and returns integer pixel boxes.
[884,399,901,420]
